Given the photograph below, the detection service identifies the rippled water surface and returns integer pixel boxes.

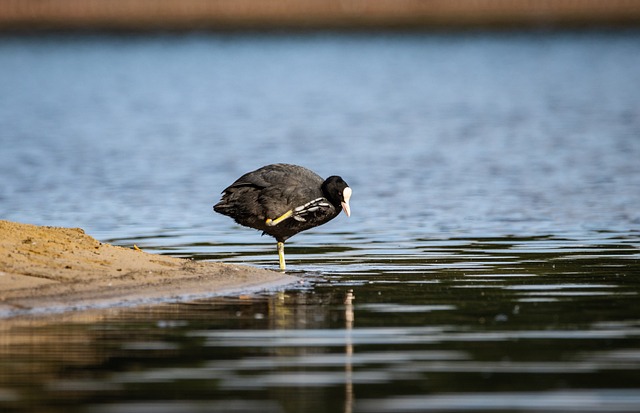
[1,31,640,412]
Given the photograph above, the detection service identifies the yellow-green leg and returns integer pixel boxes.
[277,241,286,271]
[266,210,293,227]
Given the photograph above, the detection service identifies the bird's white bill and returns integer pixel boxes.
[341,186,352,217]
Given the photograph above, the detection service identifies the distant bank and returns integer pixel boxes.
[1,0,640,32]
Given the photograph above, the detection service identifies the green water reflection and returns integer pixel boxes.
[1,235,639,412]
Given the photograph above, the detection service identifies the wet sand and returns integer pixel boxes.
[0,220,297,318]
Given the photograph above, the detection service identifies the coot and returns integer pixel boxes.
[214,164,351,270]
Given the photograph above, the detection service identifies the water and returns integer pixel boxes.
[1,31,640,412]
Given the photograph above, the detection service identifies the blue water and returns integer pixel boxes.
[1,31,640,412]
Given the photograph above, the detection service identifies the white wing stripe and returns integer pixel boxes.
[293,198,331,215]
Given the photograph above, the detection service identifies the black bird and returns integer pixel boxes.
[214,163,352,270]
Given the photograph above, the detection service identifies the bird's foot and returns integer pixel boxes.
[266,210,293,226]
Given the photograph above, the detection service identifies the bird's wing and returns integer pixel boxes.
[265,196,334,227]
[291,197,333,222]
[223,164,325,219]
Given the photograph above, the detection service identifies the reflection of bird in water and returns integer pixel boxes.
[344,289,355,413]
[214,164,352,271]
[345,289,355,328]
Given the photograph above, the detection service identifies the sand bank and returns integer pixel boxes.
[0,220,297,318]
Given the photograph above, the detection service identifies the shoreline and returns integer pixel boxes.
[0,220,298,319]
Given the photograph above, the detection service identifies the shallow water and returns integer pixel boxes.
[1,31,640,412]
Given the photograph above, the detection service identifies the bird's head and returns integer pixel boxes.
[323,176,351,217]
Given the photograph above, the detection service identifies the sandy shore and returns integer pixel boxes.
[0,220,297,318]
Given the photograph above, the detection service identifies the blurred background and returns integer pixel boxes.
[1,1,640,241]
[1,0,639,240]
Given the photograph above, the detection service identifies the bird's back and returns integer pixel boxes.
[214,164,329,239]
